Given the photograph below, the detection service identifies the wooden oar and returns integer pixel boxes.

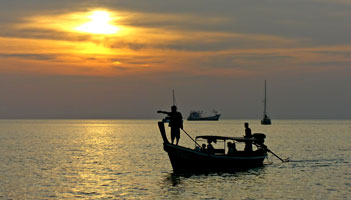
[266,148,289,162]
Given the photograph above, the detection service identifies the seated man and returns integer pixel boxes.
[201,144,207,152]
[227,142,237,155]
[194,145,201,151]
[207,142,215,154]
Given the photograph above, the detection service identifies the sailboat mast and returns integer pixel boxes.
[172,90,176,106]
[264,80,267,115]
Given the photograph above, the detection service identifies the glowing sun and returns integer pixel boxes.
[76,11,119,34]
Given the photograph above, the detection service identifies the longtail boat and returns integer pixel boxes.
[158,122,269,173]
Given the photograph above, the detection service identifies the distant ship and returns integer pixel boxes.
[261,80,272,125]
[187,110,221,121]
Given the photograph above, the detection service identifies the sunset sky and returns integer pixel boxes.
[0,0,350,119]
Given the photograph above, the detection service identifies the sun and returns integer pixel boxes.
[75,11,119,34]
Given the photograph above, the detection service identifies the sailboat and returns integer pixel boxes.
[161,90,176,123]
[261,80,272,125]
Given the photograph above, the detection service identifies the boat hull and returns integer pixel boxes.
[187,114,221,121]
[261,118,271,125]
[157,122,267,173]
[164,143,267,173]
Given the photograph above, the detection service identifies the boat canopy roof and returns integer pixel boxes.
[195,135,258,142]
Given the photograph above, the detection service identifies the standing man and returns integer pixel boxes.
[157,105,183,145]
[244,122,253,152]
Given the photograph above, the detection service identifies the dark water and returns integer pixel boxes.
[0,119,350,199]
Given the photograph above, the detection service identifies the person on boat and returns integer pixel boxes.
[194,145,201,151]
[201,144,207,152]
[157,105,183,145]
[227,142,237,155]
[207,142,215,154]
[244,122,253,152]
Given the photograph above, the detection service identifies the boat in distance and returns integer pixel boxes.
[261,80,272,125]
[187,110,221,121]
[261,114,271,125]
[158,122,268,173]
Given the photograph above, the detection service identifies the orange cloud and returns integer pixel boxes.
[1,8,351,78]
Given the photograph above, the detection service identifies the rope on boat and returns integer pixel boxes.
[181,129,202,148]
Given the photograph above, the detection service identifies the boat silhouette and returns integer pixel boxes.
[187,110,221,121]
[261,80,271,125]
[158,122,268,173]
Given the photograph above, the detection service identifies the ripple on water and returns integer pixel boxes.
[0,119,350,199]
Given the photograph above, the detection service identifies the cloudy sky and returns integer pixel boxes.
[0,0,350,119]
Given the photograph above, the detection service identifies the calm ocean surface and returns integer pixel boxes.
[0,119,350,199]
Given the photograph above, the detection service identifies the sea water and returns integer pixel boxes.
[0,119,350,199]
